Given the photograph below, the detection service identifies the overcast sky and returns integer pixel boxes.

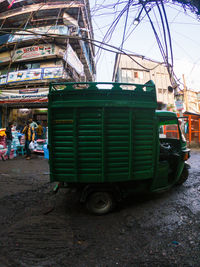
[90,1,200,91]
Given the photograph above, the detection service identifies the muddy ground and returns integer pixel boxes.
[0,150,200,267]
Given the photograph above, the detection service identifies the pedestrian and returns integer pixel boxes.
[22,120,35,160]
[16,124,24,133]
[36,121,43,140]
[29,118,38,141]
[1,121,13,161]
[43,125,47,139]
[29,118,38,129]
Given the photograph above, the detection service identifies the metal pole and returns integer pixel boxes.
[199,118,200,145]
[189,115,191,145]
[182,74,189,111]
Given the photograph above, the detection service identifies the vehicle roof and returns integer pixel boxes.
[156,110,177,118]
[49,81,157,109]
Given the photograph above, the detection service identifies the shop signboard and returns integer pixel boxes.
[12,44,55,62]
[43,67,64,79]
[175,100,184,111]
[64,44,84,75]
[0,74,7,85]
[0,87,49,103]
[7,68,42,83]
[8,25,69,43]
[1,67,67,85]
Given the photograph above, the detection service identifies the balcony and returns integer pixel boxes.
[7,25,69,44]
[0,43,65,65]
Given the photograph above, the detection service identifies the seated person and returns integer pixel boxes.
[36,122,44,140]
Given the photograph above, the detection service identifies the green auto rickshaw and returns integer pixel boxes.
[48,81,190,214]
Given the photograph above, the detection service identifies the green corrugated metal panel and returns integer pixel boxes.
[133,110,155,176]
[103,107,130,181]
[48,81,157,183]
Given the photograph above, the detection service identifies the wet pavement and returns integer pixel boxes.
[0,150,200,266]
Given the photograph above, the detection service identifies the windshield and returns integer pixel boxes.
[159,118,186,141]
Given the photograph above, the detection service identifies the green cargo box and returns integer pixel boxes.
[48,81,158,184]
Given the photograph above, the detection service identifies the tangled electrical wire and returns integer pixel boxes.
[172,0,200,15]
[92,0,178,84]
[91,0,200,85]
[0,27,163,72]
[1,0,200,86]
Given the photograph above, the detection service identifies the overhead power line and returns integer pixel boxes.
[0,28,163,71]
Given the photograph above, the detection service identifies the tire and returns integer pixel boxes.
[176,167,189,185]
[86,191,115,215]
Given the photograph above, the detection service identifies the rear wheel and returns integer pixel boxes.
[86,191,115,215]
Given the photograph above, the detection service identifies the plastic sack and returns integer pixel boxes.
[29,141,35,150]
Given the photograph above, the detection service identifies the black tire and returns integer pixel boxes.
[176,167,189,185]
[86,191,115,215]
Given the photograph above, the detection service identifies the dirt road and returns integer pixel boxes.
[0,150,200,266]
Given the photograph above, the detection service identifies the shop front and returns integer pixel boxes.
[0,87,49,159]
[0,87,48,127]
[183,112,200,147]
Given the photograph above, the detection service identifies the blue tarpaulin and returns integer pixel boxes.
[0,34,10,45]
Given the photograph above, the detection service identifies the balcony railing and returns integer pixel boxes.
[8,25,69,43]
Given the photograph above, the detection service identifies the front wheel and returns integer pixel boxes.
[86,192,115,215]
[176,166,189,185]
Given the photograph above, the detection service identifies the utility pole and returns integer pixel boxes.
[182,74,189,111]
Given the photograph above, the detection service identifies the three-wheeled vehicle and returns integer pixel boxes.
[48,81,190,214]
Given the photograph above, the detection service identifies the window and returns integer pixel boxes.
[159,120,180,140]
[56,60,63,66]
[18,62,40,70]
[163,89,167,95]
[127,70,132,78]
[121,69,127,82]
[121,69,130,83]
[138,71,143,79]
[134,71,139,78]
[0,69,9,75]
[32,63,40,69]
[18,63,30,70]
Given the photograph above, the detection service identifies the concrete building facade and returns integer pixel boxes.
[184,89,200,114]
[113,53,176,110]
[0,0,96,127]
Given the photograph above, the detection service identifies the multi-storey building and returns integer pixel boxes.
[112,53,176,110]
[182,89,200,146]
[184,89,200,114]
[0,0,95,127]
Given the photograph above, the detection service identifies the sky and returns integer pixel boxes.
[89,1,200,91]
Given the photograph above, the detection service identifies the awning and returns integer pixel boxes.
[1,101,48,108]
